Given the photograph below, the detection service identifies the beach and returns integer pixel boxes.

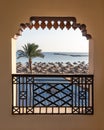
[16,61,89,74]
[16,52,89,74]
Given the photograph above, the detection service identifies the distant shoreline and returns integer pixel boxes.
[53,52,88,57]
[70,55,88,57]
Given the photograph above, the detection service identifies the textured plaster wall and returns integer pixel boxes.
[0,0,104,130]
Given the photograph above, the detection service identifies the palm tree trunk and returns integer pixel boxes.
[29,58,32,73]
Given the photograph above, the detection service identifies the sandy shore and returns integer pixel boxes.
[16,61,89,74]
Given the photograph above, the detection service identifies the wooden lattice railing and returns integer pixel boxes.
[12,74,94,115]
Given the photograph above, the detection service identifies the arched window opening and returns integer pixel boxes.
[12,17,94,115]
[12,16,93,75]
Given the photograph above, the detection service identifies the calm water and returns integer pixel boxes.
[17,52,88,64]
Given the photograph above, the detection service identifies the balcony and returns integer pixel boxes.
[12,74,94,115]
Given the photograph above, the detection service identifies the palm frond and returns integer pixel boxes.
[17,43,44,59]
[17,43,44,73]
[17,50,28,59]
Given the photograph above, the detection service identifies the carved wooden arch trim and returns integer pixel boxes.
[15,16,92,40]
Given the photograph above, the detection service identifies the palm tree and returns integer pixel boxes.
[17,43,44,73]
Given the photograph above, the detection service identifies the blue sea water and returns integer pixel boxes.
[16,52,88,64]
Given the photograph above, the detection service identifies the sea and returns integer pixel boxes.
[16,52,88,64]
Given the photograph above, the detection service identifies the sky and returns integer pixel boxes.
[16,27,89,53]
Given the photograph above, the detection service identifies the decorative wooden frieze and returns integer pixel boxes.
[15,16,92,40]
